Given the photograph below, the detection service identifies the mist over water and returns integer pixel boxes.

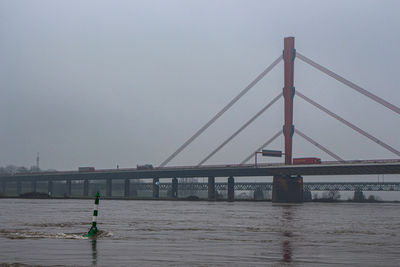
[0,199,399,266]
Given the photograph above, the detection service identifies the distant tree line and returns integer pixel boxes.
[0,165,56,175]
[312,190,341,201]
[312,190,383,202]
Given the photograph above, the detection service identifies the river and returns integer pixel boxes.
[0,199,399,266]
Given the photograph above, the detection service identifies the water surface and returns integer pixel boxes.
[0,199,399,266]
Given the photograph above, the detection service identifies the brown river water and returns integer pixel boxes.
[0,199,399,266]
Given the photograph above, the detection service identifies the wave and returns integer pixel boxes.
[0,229,112,240]
[25,222,88,228]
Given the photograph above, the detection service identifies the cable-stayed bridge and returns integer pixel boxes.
[1,37,399,202]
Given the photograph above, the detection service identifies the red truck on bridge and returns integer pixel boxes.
[293,157,321,165]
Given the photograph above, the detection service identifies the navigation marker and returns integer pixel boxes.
[84,192,100,238]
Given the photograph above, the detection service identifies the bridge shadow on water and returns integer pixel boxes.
[281,206,294,263]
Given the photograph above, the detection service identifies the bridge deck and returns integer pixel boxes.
[1,160,400,182]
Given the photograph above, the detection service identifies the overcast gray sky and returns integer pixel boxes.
[1,0,399,171]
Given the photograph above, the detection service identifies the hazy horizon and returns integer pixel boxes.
[1,0,399,171]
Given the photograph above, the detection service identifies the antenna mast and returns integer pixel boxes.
[36,152,40,170]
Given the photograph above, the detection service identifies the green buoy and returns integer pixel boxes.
[84,192,100,238]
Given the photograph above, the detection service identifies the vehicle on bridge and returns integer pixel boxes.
[78,167,95,172]
[293,157,321,165]
[137,164,154,170]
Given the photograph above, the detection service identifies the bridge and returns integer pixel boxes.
[2,176,399,201]
[1,37,399,202]
[1,160,400,201]
[2,159,400,181]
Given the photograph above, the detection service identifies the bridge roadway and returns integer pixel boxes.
[1,159,400,182]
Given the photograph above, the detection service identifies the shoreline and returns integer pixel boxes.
[1,195,399,203]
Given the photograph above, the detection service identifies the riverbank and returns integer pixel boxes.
[1,194,399,203]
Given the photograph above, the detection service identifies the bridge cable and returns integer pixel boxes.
[198,93,282,166]
[159,55,283,167]
[294,128,345,162]
[296,90,400,157]
[296,52,400,115]
[240,130,282,164]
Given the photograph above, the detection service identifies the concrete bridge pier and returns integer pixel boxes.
[303,190,312,202]
[83,179,89,196]
[106,178,112,197]
[153,178,160,199]
[208,176,215,200]
[131,182,138,197]
[124,179,130,198]
[353,190,365,201]
[1,181,6,195]
[227,176,235,202]
[272,175,303,203]
[254,187,264,200]
[16,181,22,196]
[48,180,53,196]
[66,179,72,197]
[31,180,37,192]
[171,178,178,198]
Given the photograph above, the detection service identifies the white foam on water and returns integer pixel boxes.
[54,233,88,239]
[0,229,113,240]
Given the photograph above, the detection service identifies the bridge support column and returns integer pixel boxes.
[17,181,22,196]
[106,178,112,197]
[254,187,264,200]
[303,190,312,202]
[172,178,178,198]
[66,179,72,197]
[153,178,160,199]
[208,177,215,200]
[131,181,138,197]
[353,190,365,201]
[272,175,303,203]
[227,176,235,202]
[83,179,89,197]
[31,180,37,192]
[1,181,6,195]
[48,180,53,197]
[124,179,130,198]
